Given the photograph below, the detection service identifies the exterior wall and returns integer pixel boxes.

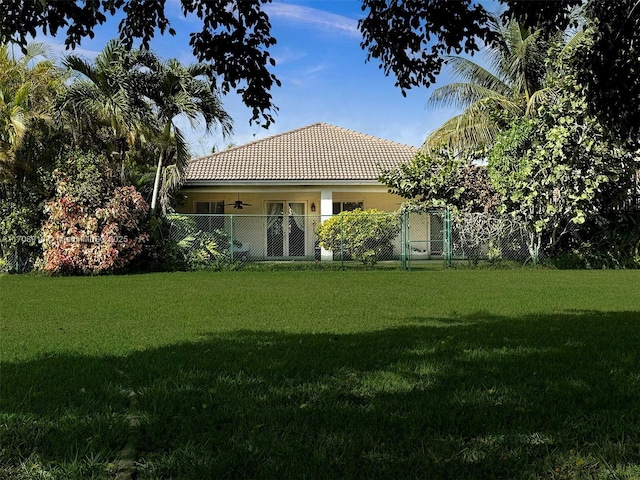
[178,185,406,260]
[178,185,404,215]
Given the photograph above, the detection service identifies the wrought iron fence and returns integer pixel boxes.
[165,211,537,270]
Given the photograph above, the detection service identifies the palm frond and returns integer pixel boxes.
[558,29,585,60]
[428,83,511,111]
[424,95,522,152]
[423,110,497,153]
[423,14,574,153]
[444,56,510,94]
[18,42,50,65]
[525,86,560,116]
[63,55,97,83]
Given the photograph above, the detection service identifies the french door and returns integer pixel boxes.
[266,202,306,257]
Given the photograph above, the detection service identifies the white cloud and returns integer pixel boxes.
[265,3,360,39]
[272,46,307,66]
[27,37,102,62]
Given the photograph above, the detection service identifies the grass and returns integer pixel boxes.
[1,270,640,479]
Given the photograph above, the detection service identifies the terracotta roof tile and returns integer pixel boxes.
[185,123,417,183]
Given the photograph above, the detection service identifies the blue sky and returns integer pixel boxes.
[39,0,475,153]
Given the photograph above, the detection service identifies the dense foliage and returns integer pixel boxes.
[380,150,500,215]
[572,0,640,145]
[166,214,242,271]
[422,16,566,153]
[1,0,278,126]
[488,84,638,246]
[41,151,149,275]
[0,40,232,274]
[316,209,400,266]
[380,9,640,267]
[0,43,68,272]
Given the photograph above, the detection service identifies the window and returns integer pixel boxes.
[195,201,225,230]
[332,201,363,214]
[195,201,224,214]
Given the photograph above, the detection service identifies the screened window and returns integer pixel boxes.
[195,201,225,230]
[332,201,363,214]
[195,201,224,214]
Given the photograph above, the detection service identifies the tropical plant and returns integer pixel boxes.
[145,58,233,214]
[423,16,571,153]
[61,42,233,212]
[380,149,500,214]
[0,43,63,181]
[487,77,639,259]
[41,150,149,275]
[552,212,640,269]
[166,214,240,270]
[316,209,400,266]
[0,43,67,271]
[60,40,156,182]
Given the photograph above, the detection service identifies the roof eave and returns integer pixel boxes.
[183,179,384,187]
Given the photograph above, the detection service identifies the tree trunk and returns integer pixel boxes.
[150,152,164,213]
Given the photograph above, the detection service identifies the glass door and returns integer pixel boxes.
[266,202,306,257]
[288,202,305,257]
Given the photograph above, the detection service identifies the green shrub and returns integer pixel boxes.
[315,209,400,266]
[166,215,241,271]
[549,212,640,269]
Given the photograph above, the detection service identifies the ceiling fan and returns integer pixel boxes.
[224,194,252,210]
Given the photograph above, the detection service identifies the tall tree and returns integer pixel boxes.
[146,58,233,214]
[0,1,583,128]
[1,0,278,126]
[487,75,639,257]
[423,17,564,152]
[0,43,63,180]
[61,40,155,182]
[572,0,640,144]
[0,43,66,271]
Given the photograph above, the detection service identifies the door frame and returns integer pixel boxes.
[264,200,309,258]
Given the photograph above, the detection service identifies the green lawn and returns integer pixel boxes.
[1,270,640,479]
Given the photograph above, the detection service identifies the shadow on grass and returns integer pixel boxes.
[2,311,640,479]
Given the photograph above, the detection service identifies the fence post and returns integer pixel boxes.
[229,215,234,261]
[444,209,452,267]
[401,211,408,271]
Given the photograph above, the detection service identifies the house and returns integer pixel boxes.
[179,122,434,260]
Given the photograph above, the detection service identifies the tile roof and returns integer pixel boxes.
[185,123,417,184]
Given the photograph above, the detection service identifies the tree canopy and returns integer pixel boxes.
[422,16,564,152]
[0,0,586,127]
[1,0,278,126]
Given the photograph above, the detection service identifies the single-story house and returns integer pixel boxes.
[179,122,438,260]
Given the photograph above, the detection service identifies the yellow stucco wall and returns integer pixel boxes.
[178,187,404,215]
[173,187,448,260]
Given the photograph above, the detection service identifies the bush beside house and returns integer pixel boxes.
[316,209,400,266]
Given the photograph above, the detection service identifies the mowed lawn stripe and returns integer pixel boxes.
[1,270,639,361]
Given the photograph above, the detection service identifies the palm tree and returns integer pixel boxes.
[61,40,155,182]
[423,17,573,153]
[0,43,62,180]
[61,42,233,213]
[146,59,233,214]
